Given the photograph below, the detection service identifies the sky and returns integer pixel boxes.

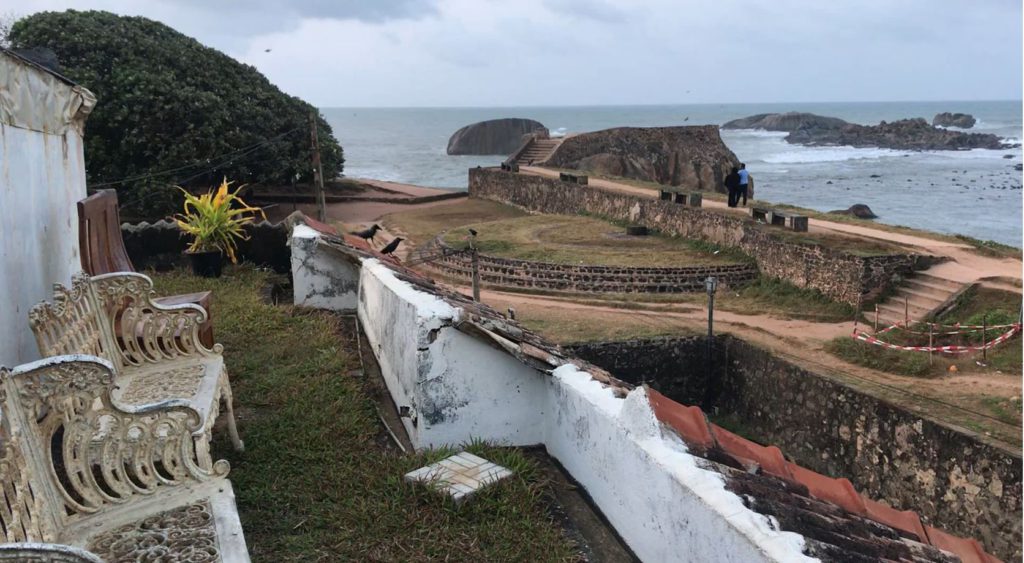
[9,0,1024,107]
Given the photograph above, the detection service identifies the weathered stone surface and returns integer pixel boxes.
[828,204,878,219]
[543,126,740,193]
[122,220,290,273]
[569,335,1022,562]
[722,112,849,132]
[933,112,976,129]
[469,168,938,305]
[421,237,758,294]
[446,118,548,155]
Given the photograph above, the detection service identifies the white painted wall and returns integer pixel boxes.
[296,233,815,562]
[0,59,93,366]
[290,224,360,311]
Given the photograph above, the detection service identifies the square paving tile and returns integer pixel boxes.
[404,451,513,504]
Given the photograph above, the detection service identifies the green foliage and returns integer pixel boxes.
[10,10,343,219]
[174,178,264,262]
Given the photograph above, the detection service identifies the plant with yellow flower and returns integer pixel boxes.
[175,178,265,276]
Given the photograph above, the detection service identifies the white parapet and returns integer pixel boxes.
[290,224,360,311]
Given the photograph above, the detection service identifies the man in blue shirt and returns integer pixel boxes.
[737,163,750,206]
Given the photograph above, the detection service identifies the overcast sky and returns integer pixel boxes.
[11,0,1024,107]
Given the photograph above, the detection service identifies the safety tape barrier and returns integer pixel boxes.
[852,324,1021,354]
[876,321,1019,337]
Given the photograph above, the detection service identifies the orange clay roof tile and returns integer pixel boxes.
[925,525,1000,563]
[710,425,793,480]
[646,389,714,449]
[863,498,928,543]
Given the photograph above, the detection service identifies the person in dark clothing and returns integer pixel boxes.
[737,163,750,206]
[724,167,741,207]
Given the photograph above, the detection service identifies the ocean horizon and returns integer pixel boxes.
[322,100,1023,246]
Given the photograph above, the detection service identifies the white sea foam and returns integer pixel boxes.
[762,146,907,164]
[724,129,789,139]
[551,127,568,138]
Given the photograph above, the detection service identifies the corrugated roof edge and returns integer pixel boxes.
[646,387,1002,563]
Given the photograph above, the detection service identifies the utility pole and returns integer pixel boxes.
[704,276,718,407]
[309,111,327,222]
[469,230,481,302]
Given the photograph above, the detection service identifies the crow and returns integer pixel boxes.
[380,237,403,256]
[468,228,478,237]
[351,224,382,244]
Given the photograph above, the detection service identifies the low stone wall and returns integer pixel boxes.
[569,336,1023,561]
[121,220,290,273]
[469,168,936,305]
[422,237,758,293]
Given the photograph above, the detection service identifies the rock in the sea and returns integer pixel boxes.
[1015,163,1023,171]
[787,118,1006,151]
[933,112,976,129]
[447,118,548,155]
[828,204,878,219]
[722,112,849,132]
[544,126,740,194]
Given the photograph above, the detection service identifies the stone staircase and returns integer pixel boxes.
[867,272,965,328]
[513,138,562,165]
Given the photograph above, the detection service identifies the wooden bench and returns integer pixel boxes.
[28,272,243,468]
[558,172,589,185]
[658,188,702,207]
[79,189,215,348]
[0,355,250,562]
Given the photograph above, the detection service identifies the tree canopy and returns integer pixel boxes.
[10,10,344,218]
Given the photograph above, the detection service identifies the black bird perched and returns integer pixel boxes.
[351,224,382,243]
[468,228,478,237]
[380,237,403,256]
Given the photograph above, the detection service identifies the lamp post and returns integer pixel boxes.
[705,276,718,403]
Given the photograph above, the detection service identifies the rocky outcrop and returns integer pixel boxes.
[933,112,976,129]
[543,126,739,193]
[722,112,848,132]
[829,204,878,219]
[787,118,1006,150]
[724,112,1007,150]
[447,118,548,155]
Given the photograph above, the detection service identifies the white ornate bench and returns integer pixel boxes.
[0,355,249,562]
[28,272,243,468]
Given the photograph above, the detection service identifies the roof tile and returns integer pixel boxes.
[786,462,867,516]
[647,388,713,449]
[710,424,792,480]
[863,498,927,543]
[925,525,998,563]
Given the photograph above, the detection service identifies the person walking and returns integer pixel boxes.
[737,163,750,206]
[724,166,741,207]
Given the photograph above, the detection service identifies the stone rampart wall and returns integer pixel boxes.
[569,336,1023,561]
[422,237,757,293]
[469,168,936,304]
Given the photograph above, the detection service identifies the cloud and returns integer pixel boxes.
[11,0,1023,106]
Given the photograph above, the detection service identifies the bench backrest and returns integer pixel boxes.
[78,190,135,276]
[27,274,119,369]
[0,356,220,537]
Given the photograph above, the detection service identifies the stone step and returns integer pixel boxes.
[913,272,963,291]
[901,278,955,299]
[893,286,947,307]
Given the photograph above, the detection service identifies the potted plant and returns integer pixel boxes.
[175,177,264,277]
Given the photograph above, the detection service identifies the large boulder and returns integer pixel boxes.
[786,118,1006,150]
[933,112,976,128]
[828,204,878,219]
[722,112,849,132]
[447,118,548,155]
[544,126,740,193]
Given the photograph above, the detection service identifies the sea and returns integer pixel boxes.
[321,101,1023,246]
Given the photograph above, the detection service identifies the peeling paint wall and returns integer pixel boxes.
[340,252,812,562]
[290,225,360,311]
[0,122,88,365]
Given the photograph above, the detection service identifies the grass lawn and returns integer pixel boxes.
[383,198,528,245]
[152,267,579,562]
[441,214,748,267]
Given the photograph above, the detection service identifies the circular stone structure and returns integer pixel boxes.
[419,237,757,294]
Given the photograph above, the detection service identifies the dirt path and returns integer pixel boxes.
[521,166,1023,290]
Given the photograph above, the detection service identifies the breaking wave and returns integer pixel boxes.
[762,146,907,164]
